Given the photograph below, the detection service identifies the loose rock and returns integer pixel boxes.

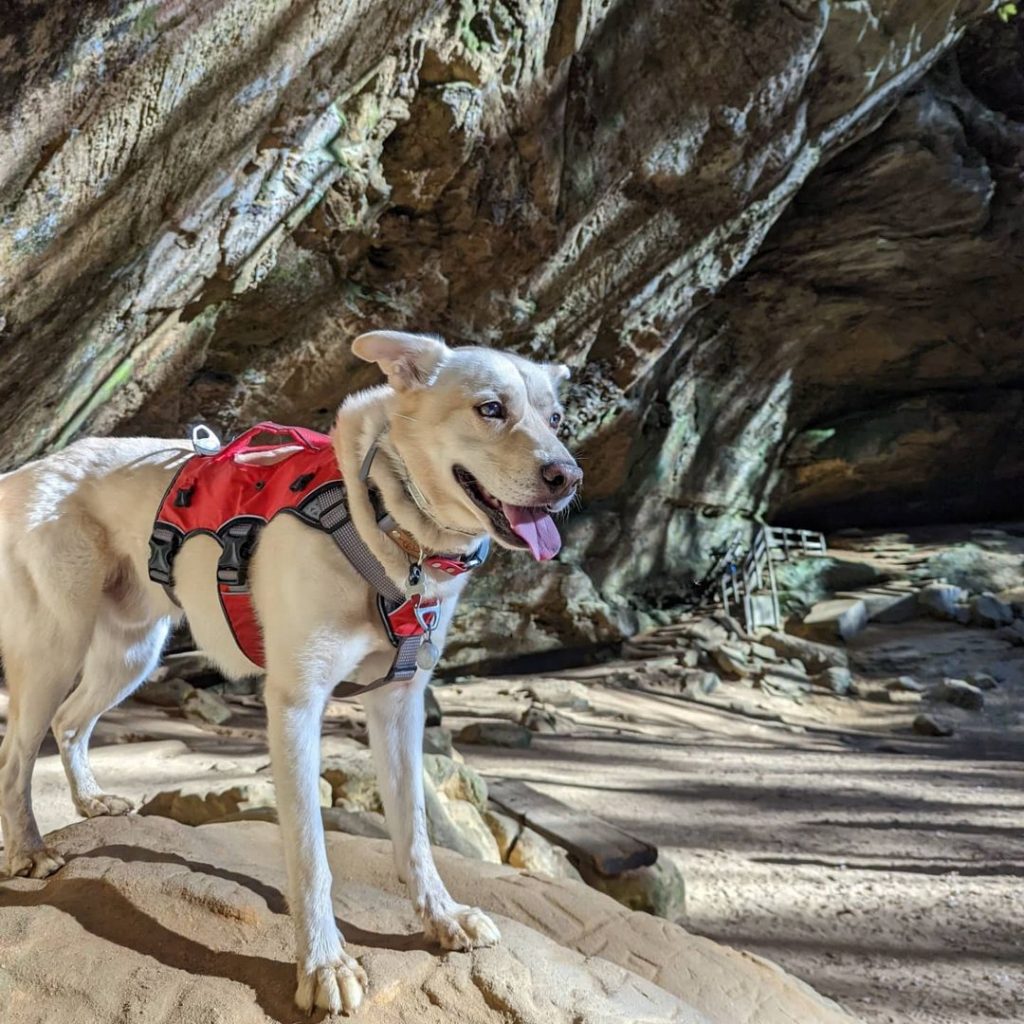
[913,713,956,737]
[967,671,999,691]
[917,582,968,621]
[423,725,454,756]
[133,676,195,708]
[889,675,926,693]
[935,677,985,711]
[139,776,330,826]
[180,687,232,725]
[799,598,869,643]
[970,593,1014,627]
[458,721,533,748]
[813,666,854,696]
[581,858,686,921]
[762,632,849,672]
[508,827,582,881]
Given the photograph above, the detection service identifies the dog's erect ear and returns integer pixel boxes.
[352,331,449,390]
[546,363,570,387]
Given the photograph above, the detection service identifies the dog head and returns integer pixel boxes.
[352,331,582,560]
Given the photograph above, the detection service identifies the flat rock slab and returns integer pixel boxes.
[0,816,857,1024]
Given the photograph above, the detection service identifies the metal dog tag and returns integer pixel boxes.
[416,638,440,671]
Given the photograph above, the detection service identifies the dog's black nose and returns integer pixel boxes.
[541,461,583,494]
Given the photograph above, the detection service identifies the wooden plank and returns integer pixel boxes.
[487,778,658,878]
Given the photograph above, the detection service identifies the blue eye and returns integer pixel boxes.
[477,401,505,419]
[549,411,562,428]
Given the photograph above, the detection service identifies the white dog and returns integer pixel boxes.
[0,331,581,1014]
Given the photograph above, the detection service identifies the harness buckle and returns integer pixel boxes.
[217,520,261,588]
[148,525,182,586]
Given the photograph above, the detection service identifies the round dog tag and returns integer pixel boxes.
[416,639,440,671]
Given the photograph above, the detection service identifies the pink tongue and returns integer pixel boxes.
[502,505,562,561]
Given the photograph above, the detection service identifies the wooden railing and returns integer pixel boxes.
[718,525,827,630]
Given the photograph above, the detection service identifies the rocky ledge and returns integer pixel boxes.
[0,815,856,1024]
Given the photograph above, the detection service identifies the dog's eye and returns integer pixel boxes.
[549,412,562,429]
[477,401,505,420]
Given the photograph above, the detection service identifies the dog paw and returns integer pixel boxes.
[424,905,501,951]
[76,793,134,818]
[6,847,65,879]
[295,949,368,1016]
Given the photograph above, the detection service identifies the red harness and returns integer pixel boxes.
[148,422,475,670]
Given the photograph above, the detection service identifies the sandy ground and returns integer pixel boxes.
[436,617,1024,1024]
[2,614,1022,1023]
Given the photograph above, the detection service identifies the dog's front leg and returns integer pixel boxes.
[265,674,368,1015]
[363,675,501,951]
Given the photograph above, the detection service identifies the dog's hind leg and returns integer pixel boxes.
[0,621,94,879]
[363,673,501,952]
[52,583,171,818]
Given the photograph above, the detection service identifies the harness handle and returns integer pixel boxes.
[215,421,327,461]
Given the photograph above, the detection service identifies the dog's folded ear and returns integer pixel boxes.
[352,331,449,390]
[546,362,571,385]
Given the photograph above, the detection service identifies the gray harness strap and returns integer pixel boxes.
[300,481,426,699]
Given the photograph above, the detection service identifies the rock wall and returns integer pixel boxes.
[1,1,1017,659]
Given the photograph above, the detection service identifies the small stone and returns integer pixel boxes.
[970,593,1014,628]
[457,721,533,748]
[814,666,854,695]
[180,687,232,725]
[423,725,454,756]
[134,676,196,707]
[917,582,967,621]
[521,704,572,734]
[520,679,591,711]
[680,648,700,668]
[913,714,955,737]
[935,677,985,711]
[967,671,999,691]
[424,686,443,727]
[682,669,720,696]
[889,676,926,693]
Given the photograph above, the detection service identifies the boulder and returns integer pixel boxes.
[917,582,968,621]
[798,599,869,643]
[997,620,1024,646]
[0,816,859,1024]
[889,676,926,693]
[434,797,502,864]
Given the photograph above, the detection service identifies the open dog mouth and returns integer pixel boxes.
[453,465,562,561]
